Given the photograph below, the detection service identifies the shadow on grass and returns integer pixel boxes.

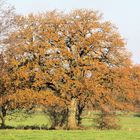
[0,125,48,130]
[133,113,140,117]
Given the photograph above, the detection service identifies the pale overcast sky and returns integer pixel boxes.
[9,0,140,64]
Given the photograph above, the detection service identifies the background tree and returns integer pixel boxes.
[0,53,17,128]
[89,64,135,129]
[0,0,20,128]
[0,0,16,49]
[130,65,140,111]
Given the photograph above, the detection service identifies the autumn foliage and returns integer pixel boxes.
[0,7,140,129]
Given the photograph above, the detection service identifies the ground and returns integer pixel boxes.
[0,112,140,140]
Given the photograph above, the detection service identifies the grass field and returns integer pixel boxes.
[0,112,140,140]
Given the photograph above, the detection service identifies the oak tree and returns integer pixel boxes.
[6,10,132,129]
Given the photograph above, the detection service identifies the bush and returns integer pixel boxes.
[95,110,120,129]
[44,105,68,129]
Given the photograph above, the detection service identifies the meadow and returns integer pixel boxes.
[0,112,140,140]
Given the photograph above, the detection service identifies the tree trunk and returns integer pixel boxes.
[67,98,77,129]
[77,106,84,126]
[0,115,5,128]
[0,106,7,128]
[77,114,81,126]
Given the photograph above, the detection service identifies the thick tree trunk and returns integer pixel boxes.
[67,98,77,129]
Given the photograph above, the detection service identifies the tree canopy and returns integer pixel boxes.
[0,9,139,129]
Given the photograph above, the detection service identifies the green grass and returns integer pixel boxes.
[0,129,140,140]
[6,112,51,128]
[0,112,140,140]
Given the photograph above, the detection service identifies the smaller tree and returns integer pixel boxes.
[0,0,18,128]
[87,62,134,129]
[0,53,17,128]
[130,65,140,111]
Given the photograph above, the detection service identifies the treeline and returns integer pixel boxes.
[0,1,140,129]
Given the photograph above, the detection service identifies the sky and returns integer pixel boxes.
[8,0,140,64]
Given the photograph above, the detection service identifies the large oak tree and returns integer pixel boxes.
[6,10,132,129]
